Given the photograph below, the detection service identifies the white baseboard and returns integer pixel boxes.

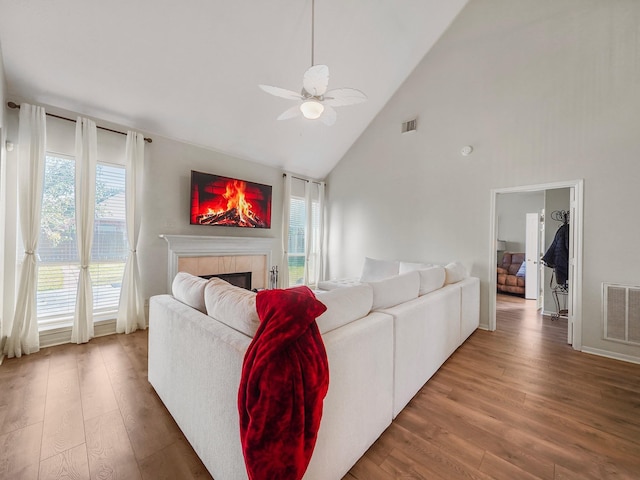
[4,311,150,353]
[581,346,640,365]
[40,319,118,348]
[39,307,149,349]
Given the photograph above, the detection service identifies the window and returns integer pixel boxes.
[286,179,324,287]
[37,153,127,327]
[288,197,306,286]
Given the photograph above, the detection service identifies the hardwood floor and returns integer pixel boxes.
[1,295,639,479]
[0,330,210,480]
[347,295,640,479]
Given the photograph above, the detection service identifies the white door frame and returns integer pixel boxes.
[489,179,584,350]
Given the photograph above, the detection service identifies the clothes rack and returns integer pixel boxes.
[545,210,570,320]
[550,209,569,225]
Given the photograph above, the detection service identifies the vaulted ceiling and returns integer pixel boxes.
[0,0,468,178]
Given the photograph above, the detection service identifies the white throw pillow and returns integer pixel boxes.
[315,284,373,334]
[171,272,208,313]
[204,278,260,337]
[417,266,446,295]
[444,261,469,284]
[398,261,432,274]
[360,257,399,282]
[368,271,420,310]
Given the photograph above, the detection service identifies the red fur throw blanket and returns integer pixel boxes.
[238,286,329,480]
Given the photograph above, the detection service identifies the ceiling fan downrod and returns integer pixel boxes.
[311,0,315,67]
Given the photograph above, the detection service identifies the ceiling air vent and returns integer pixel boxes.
[401,119,417,134]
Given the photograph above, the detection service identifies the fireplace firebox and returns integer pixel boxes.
[200,271,252,290]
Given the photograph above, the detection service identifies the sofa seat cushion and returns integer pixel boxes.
[204,278,260,337]
[315,284,373,334]
[368,271,420,310]
[172,271,208,313]
[505,275,525,288]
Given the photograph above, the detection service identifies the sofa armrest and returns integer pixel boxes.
[148,294,252,480]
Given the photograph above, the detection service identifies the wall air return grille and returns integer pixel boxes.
[603,283,640,345]
[401,119,417,133]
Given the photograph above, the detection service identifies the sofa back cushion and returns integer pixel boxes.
[417,266,446,295]
[398,261,433,274]
[360,257,399,282]
[204,278,260,337]
[444,261,469,285]
[315,284,373,334]
[172,272,208,313]
[501,252,525,275]
[368,271,420,310]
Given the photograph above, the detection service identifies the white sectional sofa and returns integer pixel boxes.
[148,262,479,480]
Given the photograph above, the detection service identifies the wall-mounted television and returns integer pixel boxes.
[190,171,272,229]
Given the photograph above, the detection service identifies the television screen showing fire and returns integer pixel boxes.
[190,171,272,229]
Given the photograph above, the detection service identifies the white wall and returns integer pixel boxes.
[496,191,543,256]
[138,134,283,300]
[326,0,640,360]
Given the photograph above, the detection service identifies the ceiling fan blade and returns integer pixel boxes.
[324,88,367,107]
[319,105,337,126]
[277,105,302,121]
[259,84,303,100]
[303,64,329,96]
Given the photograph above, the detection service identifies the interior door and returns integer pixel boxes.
[525,213,539,300]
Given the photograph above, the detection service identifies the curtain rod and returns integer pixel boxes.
[283,173,324,185]
[7,101,152,143]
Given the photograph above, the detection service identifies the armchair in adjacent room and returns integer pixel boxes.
[497,252,526,296]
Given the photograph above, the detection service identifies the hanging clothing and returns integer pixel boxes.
[542,223,570,286]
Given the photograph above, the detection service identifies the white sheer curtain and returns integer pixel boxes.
[303,181,313,285]
[71,117,97,344]
[4,104,46,358]
[116,131,145,334]
[280,174,292,288]
[314,182,326,286]
[302,181,325,287]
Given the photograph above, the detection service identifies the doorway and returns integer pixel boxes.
[489,180,584,350]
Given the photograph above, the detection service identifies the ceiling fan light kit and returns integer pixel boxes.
[300,100,324,119]
[258,0,366,125]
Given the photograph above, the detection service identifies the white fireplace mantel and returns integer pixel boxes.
[160,234,274,290]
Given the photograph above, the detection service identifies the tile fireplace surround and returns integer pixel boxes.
[160,235,274,291]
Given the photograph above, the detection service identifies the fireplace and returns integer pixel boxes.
[201,271,252,290]
[160,234,273,292]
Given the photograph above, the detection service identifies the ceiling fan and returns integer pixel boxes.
[258,0,367,126]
